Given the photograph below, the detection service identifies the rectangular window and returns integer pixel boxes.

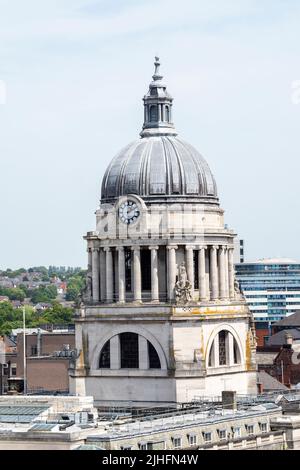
[203,432,212,443]
[173,437,182,449]
[31,346,38,356]
[120,445,132,450]
[188,434,197,446]
[218,429,227,440]
[260,423,268,433]
[246,425,254,435]
[120,332,139,368]
[139,443,147,450]
[233,427,241,438]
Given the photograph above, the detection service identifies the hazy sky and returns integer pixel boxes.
[1,0,300,269]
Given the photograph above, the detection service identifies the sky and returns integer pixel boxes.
[0,0,300,269]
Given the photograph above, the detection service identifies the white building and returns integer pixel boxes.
[69,58,257,407]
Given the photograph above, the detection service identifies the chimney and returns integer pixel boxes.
[257,382,264,394]
[37,328,42,356]
[285,332,293,346]
[222,391,237,411]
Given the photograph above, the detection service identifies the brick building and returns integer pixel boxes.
[1,330,75,394]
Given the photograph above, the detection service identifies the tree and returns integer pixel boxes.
[40,302,73,324]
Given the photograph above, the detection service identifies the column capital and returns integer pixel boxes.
[221,245,227,250]
[166,245,178,250]
[131,245,140,252]
[185,245,195,251]
[212,245,219,250]
[103,247,111,252]
[115,246,125,252]
[92,247,100,253]
[198,245,207,250]
[149,245,159,251]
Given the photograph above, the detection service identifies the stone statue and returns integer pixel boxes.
[175,262,193,304]
[234,278,240,294]
[79,270,93,305]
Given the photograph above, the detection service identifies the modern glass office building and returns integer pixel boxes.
[235,259,300,345]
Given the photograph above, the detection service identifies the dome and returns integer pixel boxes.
[101,57,218,205]
[101,135,218,203]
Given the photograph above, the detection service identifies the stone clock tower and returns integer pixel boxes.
[69,58,257,407]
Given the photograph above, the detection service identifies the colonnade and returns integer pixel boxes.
[88,244,235,304]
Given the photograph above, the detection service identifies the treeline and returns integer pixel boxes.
[0,285,58,303]
[0,266,84,279]
[0,301,74,335]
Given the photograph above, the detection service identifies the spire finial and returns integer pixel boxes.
[153,56,162,81]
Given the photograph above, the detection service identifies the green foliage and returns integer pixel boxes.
[28,285,58,303]
[0,301,74,335]
[0,268,26,278]
[0,287,26,301]
[65,274,85,302]
[41,302,73,324]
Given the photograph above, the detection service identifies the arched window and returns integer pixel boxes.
[148,341,161,369]
[219,330,227,366]
[149,105,158,122]
[120,332,139,368]
[165,105,170,122]
[208,330,241,368]
[98,333,163,370]
[99,340,110,368]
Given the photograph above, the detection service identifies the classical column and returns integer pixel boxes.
[92,247,100,302]
[104,247,114,303]
[224,247,229,300]
[117,246,125,303]
[186,246,195,298]
[198,246,207,301]
[149,246,159,302]
[99,249,106,302]
[228,247,235,300]
[219,246,226,301]
[210,245,219,301]
[132,246,142,302]
[167,245,178,301]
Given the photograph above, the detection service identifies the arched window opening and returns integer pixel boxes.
[165,105,170,122]
[99,340,110,368]
[148,341,161,369]
[149,105,158,122]
[208,330,241,368]
[219,330,228,366]
[120,332,139,368]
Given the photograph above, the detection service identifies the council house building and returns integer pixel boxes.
[69,58,257,407]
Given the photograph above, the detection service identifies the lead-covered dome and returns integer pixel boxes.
[101,136,217,203]
[101,58,218,204]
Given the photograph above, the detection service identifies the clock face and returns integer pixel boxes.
[119,200,140,225]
